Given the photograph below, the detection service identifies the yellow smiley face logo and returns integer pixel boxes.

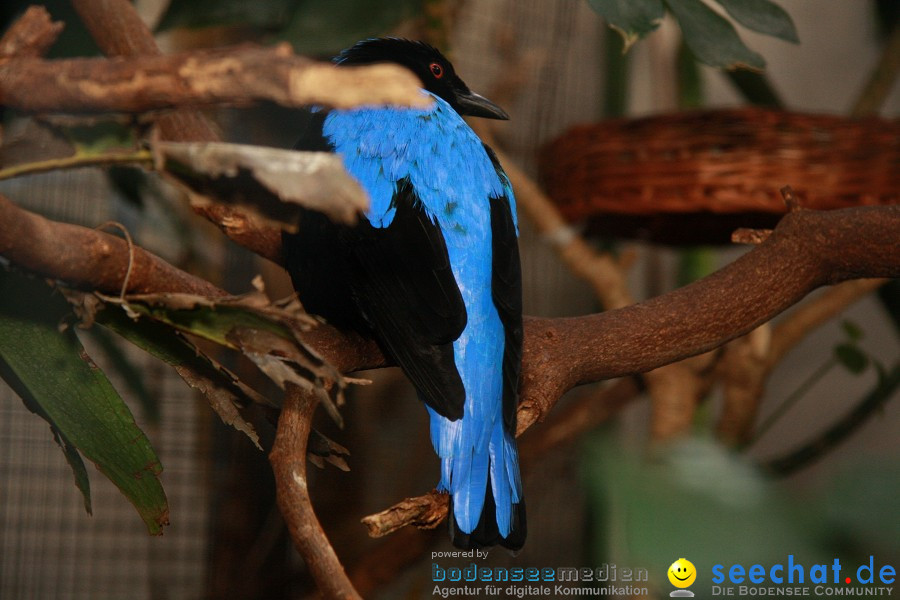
[668,558,697,588]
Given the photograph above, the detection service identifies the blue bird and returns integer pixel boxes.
[282,38,525,550]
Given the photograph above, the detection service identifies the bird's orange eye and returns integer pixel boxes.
[429,62,444,79]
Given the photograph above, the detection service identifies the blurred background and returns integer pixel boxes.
[0,0,897,598]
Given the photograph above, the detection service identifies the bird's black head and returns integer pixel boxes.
[335,38,509,120]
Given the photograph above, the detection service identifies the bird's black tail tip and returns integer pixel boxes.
[448,493,527,553]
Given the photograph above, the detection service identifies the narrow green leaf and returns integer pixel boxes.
[713,0,799,43]
[52,428,93,514]
[834,343,869,375]
[0,351,94,514]
[665,0,765,70]
[587,0,665,51]
[108,290,346,427]
[0,271,168,535]
[86,325,160,424]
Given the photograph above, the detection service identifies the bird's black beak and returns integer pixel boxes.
[455,90,510,120]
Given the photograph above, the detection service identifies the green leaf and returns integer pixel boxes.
[52,428,93,514]
[725,69,784,107]
[586,0,665,51]
[0,352,94,514]
[94,303,269,448]
[841,319,864,342]
[0,271,168,535]
[676,247,715,285]
[664,0,765,70]
[713,0,799,43]
[115,291,346,425]
[86,325,160,424]
[64,121,137,156]
[834,343,869,375]
[676,41,705,110]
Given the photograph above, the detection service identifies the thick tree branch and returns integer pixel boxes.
[0,193,224,297]
[2,192,897,429]
[74,0,218,144]
[0,45,429,115]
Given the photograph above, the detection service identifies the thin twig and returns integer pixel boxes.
[764,363,900,476]
[747,358,837,448]
[0,149,153,181]
[518,377,641,463]
[732,228,772,245]
[850,22,900,117]
[768,279,889,367]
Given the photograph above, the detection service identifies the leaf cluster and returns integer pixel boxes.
[0,267,350,533]
[587,0,798,70]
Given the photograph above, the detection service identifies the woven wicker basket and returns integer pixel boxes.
[539,108,899,242]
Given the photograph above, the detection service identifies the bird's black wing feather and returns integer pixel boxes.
[283,111,467,420]
[484,145,523,434]
[342,178,467,419]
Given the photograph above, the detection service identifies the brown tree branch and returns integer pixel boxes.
[0,6,64,58]
[2,192,897,441]
[0,45,429,115]
[0,193,224,297]
[72,0,220,144]
[850,20,900,117]
[269,386,361,600]
[9,5,357,599]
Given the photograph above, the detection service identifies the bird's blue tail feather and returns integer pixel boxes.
[432,407,524,549]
